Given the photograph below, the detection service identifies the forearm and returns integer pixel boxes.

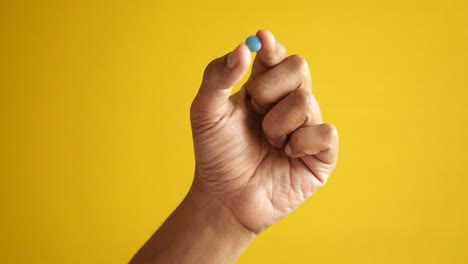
[130,184,256,264]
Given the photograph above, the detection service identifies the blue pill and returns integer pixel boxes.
[245,35,262,52]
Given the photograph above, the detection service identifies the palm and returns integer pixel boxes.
[192,89,328,233]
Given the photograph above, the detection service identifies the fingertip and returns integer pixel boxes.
[284,143,299,158]
[201,44,252,94]
[256,29,274,41]
[251,30,287,69]
[256,30,275,54]
[238,43,252,67]
[229,43,252,68]
[250,97,265,115]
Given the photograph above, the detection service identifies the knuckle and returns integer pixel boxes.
[288,55,309,73]
[319,123,339,148]
[293,88,310,105]
[249,78,271,106]
[263,52,277,65]
[262,112,278,137]
[321,123,338,137]
[291,89,312,115]
[202,57,222,84]
[203,59,217,78]
[265,43,287,64]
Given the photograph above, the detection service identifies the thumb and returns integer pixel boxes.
[192,44,251,120]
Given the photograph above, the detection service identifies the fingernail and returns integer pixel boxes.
[284,144,292,156]
[227,45,240,69]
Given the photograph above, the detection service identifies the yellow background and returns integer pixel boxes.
[1,0,467,263]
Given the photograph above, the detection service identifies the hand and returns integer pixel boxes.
[130,30,339,263]
[190,30,339,234]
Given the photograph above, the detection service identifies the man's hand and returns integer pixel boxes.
[190,30,339,234]
[131,30,339,264]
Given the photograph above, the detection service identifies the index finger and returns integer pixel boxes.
[249,30,288,80]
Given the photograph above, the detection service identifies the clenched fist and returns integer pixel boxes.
[190,30,339,234]
[131,30,339,264]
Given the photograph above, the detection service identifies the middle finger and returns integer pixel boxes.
[246,55,311,115]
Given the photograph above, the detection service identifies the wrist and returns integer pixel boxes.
[185,183,257,251]
[131,181,256,264]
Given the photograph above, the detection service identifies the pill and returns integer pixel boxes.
[245,35,262,52]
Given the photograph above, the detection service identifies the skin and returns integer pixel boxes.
[130,30,339,264]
